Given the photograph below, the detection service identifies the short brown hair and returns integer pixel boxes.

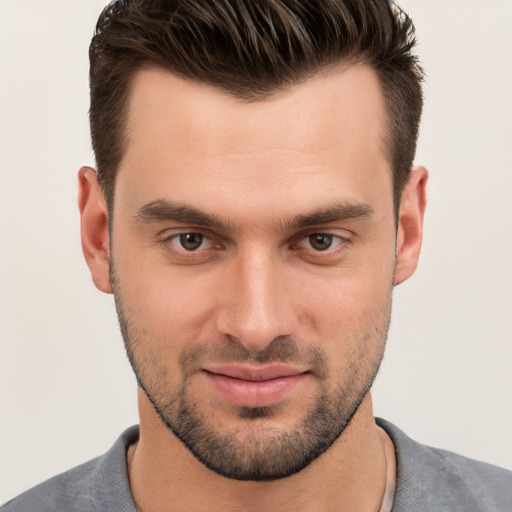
[89,0,423,214]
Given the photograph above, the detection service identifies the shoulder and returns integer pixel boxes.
[1,457,102,512]
[377,418,512,512]
[1,426,139,512]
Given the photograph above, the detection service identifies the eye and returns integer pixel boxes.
[172,233,210,251]
[300,233,347,252]
[307,234,336,251]
[159,230,225,264]
[291,232,349,262]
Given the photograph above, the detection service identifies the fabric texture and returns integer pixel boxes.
[2,420,511,511]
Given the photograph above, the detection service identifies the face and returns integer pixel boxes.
[80,65,425,481]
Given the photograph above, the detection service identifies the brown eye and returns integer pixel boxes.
[308,234,334,251]
[179,233,205,251]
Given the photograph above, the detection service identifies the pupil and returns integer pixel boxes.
[180,233,203,250]
[310,234,332,251]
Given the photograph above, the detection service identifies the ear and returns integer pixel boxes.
[78,167,112,293]
[394,166,428,286]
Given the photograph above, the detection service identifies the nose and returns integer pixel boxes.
[215,250,299,352]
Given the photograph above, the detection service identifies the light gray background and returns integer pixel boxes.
[1,0,511,504]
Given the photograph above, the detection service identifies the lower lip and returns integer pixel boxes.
[204,371,308,408]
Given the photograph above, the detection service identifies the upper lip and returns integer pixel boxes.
[203,364,308,382]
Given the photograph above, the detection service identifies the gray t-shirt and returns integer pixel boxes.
[2,419,511,511]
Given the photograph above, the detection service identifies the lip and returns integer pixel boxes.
[202,364,309,408]
[204,364,307,381]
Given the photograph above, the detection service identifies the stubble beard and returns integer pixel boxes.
[110,261,391,482]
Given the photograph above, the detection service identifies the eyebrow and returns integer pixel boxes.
[134,199,373,231]
[284,202,374,229]
[134,200,236,230]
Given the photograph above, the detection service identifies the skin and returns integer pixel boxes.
[79,64,427,511]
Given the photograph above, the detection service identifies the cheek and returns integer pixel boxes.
[113,269,216,396]
[297,262,394,330]
[111,207,210,340]
[114,249,219,345]
[306,278,392,386]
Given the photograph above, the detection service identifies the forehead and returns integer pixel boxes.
[116,65,392,222]
[124,64,387,158]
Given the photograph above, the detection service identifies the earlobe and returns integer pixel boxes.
[394,166,428,286]
[78,167,112,294]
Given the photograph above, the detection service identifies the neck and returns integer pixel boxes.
[128,390,390,512]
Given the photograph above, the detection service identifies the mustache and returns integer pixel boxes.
[179,335,328,380]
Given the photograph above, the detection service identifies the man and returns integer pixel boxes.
[2,0,511,511]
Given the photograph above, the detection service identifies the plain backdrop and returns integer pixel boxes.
[1,0,511,504]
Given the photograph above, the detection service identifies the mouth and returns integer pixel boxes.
[202,364,310,408]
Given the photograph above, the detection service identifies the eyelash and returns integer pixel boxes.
[162,232,220,256]
[292,233,347,252]
[159,230,351,260]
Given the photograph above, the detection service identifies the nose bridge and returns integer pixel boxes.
[216,247,297,351]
